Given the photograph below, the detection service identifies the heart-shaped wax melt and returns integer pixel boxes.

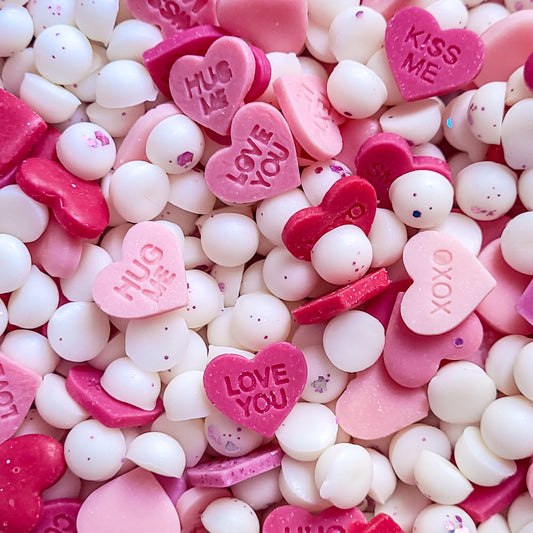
[0,434,66,533]
[169,36,255,136]
[348,513,406,533]
[31,498,82,533]
[401,231,496,335]
[385,6,485,101]
[282,175,377,261]
[354,132,452,209]
[383,293,484,388]
[92,221,187,319]
[204,102,300,203]
[263,505,365,533]
[66,365,164,428]
[0,352,42,445]
[203,342,307,438]
[16,158,109,240]
[126,0,217,38]
[336,358,429,440]
[77,467,181,533]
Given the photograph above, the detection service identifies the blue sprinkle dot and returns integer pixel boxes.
[413,210,422,218]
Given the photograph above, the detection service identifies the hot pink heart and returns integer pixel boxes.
[203,342,307,438]
[169,35,255,136]
[204,102,300,203]
[385,6,485,101]
[92,221,188,319]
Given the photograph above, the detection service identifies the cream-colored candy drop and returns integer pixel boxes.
[106,19,162,62]
[368,208,408,268]
[468,82,506,145]
[513,341,533,401]
[501,212,533,275]
[477,514,511,533]
[508,492,533,533]
[412,504,476,533]
[501,99,533,170]
[367,448,397,504]
[201,498,259,533]
[163,370,213,421]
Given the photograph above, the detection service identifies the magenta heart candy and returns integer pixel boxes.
[169,36,255,136]
[30,498,82,533]
[263,505,366,533]
[204,102,300,203]
[385,6,485,101]
[203,342,307,438]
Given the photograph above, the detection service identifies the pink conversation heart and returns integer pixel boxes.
[77,468,181,533]
[203,342,307,438]
[401,230,496,335]
[92,221,187,319]
[383,293,484,388]
[385,6,485,101]
[204,102,300,203]
[274,74,343,161]
[336,358,429,440]
[0,352,41,445]
[354,132,452,209]
[263,505,366,533]
[169,36,255,136]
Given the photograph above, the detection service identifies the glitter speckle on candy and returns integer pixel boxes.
[3,1,533,532]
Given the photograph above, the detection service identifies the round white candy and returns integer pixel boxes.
[467,2,509,35]
[514,342,533,401]
[1,48,37,97]
[507,492,533,533]
[476,514,511,533]
[481,395,533,459]
[467,81,506,145]
[412,504,476,533]
[311,225,373,285]
[0,234,31,293]
[109,161,170,223]
[519,168,533,210]
[389,170,454,228]
[207,307,244,349]
[106,19,163,62]
[307,0,355,27]
[315,443,373,509]
[366,48,404,106]
[300,160,350,206]
[231,469,282,511]
[0,299,6,337]
[86,102,145,138]
[240,260,268,295]
[183,236,213,270]
[275,402,337,462]
[231,292,291,352]
[426,0,468,28]
[454,426,517,487]
[163,370,213,421]
[201,498,259,533]
[305,21,336,64]
[101,356,161,410]
[168,169,216,215]
[14,408,65,442]
[0,6,34,57]
[367,448,397,505]
[210,264,243,308]
[327,59,387,119]
[65,419,126,481]
[501,99,533,170]
[506,66,533,107]
[368,208,407,268]
[501,212,533,275]
[74,0,118,45]
[323,310,385,373]
[455,161,517,220]
[146,114,204,175]
[33,24,93,85]
[428,361,497,424]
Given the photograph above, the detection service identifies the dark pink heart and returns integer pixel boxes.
[203,342,307,438]
[385,6,485,101]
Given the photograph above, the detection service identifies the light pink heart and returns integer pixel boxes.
[203,342,307,438]
[169,35,255,136]
[204,102,300,203]
[92,221,187,319]
[401,230,496,335]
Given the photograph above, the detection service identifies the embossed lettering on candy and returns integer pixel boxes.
[204,102,300,203]
[385,6,485,101]
[401,230,496,335]
[92,221,188,319]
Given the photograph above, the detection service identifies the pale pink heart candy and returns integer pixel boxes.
[0,352,41,444]
[204,102,300,204]
[77,468,181,533]
[169,36,255,136]
[92,221,187,319]
[401,230,496,335]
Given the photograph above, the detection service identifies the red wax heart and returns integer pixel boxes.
[16,158,109,239]
[348,513,405,533]
[354,132,452,209]
[0,434,66,533]
[385,6,485,101]
[203,342,307,438]
[282,175,377,261]
[30,498,82,533]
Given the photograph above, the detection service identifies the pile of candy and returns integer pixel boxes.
[2,0,533,531]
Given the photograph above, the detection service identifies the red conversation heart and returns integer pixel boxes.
[169,36,255,136]
[354,132,452,209]
[204,102,300,203]
[16,158,109,239]
[385,6,485,101]
[348,513,405,533]
[282,175,377,261]
[203,342,307,438]
[0,434,66,533]
[263,505,366,533]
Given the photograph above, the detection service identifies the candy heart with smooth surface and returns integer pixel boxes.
[385,6,485,101]
[204,102,300,203]
[31,499,82,533]
[203,342,307,438]
[401,231,496,335]
[169,36,255,136]
[92,221,187,319]
[282,175,377,261]
[0,434,66,533]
